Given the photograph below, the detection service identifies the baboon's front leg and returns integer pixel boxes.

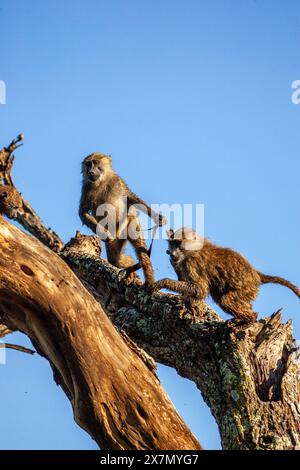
[128,194,167,227]
[150,278,204,298]
[79,208,112,242]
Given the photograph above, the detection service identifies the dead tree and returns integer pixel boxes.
[0,136,299,450]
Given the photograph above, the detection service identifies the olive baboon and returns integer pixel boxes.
[151,227,300,323]
[79,152,167,285]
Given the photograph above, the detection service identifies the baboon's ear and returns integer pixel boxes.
[167,229,174,239]
[105,155,112,165]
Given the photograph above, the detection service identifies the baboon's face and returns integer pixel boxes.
[166,229,185,266]
[83,153,112,184]
[166,227,203,266]
[166,238,185,267]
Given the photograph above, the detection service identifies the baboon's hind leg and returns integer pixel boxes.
[106,239,138,282]
[219,291,257,323]
[106,239,127,267]
[129,230,155,286]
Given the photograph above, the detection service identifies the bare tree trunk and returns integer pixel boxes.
[0,216,201,450]
[1,136,299,450]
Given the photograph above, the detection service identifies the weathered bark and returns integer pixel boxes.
[0,216,201,450]
[62,233,300,450]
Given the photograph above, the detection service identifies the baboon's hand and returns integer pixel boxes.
[156,214,167,227]
[103,235,114,244]
[117,268,139,284]
[117,269,127,282]
[97,227,113,243]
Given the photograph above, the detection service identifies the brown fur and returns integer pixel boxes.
[152,228,300,323]
[79,152,166,285]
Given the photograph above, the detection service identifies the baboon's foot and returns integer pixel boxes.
[226,316,257,332]
[117,268,139,284]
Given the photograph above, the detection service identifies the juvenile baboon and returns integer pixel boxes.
[79,152,167,285]
[151,227,300,323]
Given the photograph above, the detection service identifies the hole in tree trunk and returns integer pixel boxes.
[20,265,35,276]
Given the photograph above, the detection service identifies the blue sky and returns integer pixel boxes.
[0,0,300,450]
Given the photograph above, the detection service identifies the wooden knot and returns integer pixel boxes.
[0,185,22,215]
[63,232,102,258]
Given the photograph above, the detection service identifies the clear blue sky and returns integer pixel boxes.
[1,0,300,450]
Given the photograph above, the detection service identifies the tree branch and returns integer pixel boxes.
[0,215,201,450]
[0,324,13,338]
[0,343,35,355]
[0,135,63,252]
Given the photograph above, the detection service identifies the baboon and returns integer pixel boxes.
[151,227,300,323]
[79,152,167,285]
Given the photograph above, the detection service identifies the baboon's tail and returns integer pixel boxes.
[259,272,300,299]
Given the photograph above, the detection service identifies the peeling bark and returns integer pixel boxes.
[0,216,201,450]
